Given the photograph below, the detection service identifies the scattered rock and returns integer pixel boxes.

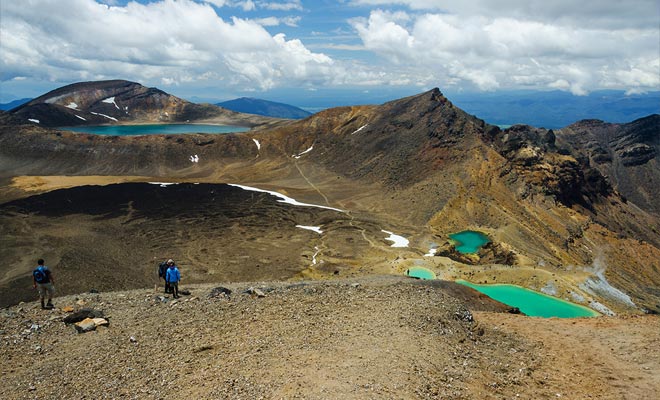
[245,287,266,297]
[61,306,74,312]
[62,308,104,324]
[208,287,232,299]
[74,318,97,333]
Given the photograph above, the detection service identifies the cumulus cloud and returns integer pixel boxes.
[0,0,337,90]
[351,7,660,93]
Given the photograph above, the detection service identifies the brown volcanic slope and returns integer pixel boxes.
[0,88,659,314]
[9,79,285,128]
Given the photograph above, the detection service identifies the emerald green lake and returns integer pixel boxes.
[62,124,249,136]
[449,230,490,254]
[406,267,436,280]
[457,280,599,318]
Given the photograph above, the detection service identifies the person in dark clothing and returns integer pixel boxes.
[158,260,171,293]
[32,259,55,309]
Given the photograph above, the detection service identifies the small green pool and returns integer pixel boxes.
[457,280,599,318]
[449,230,490,254]
[406,267,436,280]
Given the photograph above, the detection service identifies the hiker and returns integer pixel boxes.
[165,259,181,298]
[158,260,171,293]
[32,259,55,309]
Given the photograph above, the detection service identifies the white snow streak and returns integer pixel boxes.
[381,230,409,248]
[74,114,87,121]
[351,124,368,135]
[228,184,344,212]
[148,182,178,187]
[296,225,323,234]
[293,145,313,159]
[424,247,437,257]
[28,119,40,123]
[66,102,78,109]
[312,246,320,265]
[253,138,261,150]
[102,97,120,110]
[90,112,118,121]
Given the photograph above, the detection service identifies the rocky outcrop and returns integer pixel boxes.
[557,115,660,214]
[489,124,613,209]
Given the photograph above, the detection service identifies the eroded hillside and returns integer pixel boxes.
[0,87,658,314]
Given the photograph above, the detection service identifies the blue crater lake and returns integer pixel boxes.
[449,230,490,254]
[62,124,250,136]
[405,267,436,280]
[457,280,599,318]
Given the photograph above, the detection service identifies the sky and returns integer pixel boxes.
[1,0,659,107]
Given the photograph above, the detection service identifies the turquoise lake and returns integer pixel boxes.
[62,124,250,136]
[449,230,490,254]
[457,280,599,318]
[406,267,436,280]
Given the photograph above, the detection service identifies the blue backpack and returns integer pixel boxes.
[33,266,48,283]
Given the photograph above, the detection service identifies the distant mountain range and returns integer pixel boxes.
[450,90,660,129]
[216,97,312,119]
[4,80,284,129]
[0,98,31,111]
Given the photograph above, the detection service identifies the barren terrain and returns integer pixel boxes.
[1,277,658,399]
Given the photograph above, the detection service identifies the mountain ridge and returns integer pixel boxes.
[9,79,286,129]
[217,97,312,119]
[0,83,658,315]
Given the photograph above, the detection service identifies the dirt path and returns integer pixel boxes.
[475,312,660,399]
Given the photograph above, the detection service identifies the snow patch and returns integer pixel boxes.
[252,138,261,151]
[351,124,368,135]
[312,246,320,265]
[296,225,323,234]
[28,119,40,124]
[424,247,437,257]
[102,96,120,110]
[66,102,78,109]
[293,145,313,159]
[227,184,344,212]
[90,112,118,121]
[381,230,409,248]
[189,155,199,163]
[74,115,87,121]
[148,182,178,187]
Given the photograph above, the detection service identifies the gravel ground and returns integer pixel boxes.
[1,276,657,399]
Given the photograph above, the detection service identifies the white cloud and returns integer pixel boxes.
[256,16,301,27]
[350,0,660,29]
[258,1,303,11]
[351,8,660,93]
[0,0,339,91]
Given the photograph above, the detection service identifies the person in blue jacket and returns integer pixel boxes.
[165,259,181,298]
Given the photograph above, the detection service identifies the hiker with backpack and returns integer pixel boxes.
[32,259,55,309]
[158,260,171,293]
[165,259,181,298]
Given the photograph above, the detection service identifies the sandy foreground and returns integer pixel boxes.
[1,276,658,400]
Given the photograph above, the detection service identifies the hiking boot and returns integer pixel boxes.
[40,301,46,309]
[46,301,53,309]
